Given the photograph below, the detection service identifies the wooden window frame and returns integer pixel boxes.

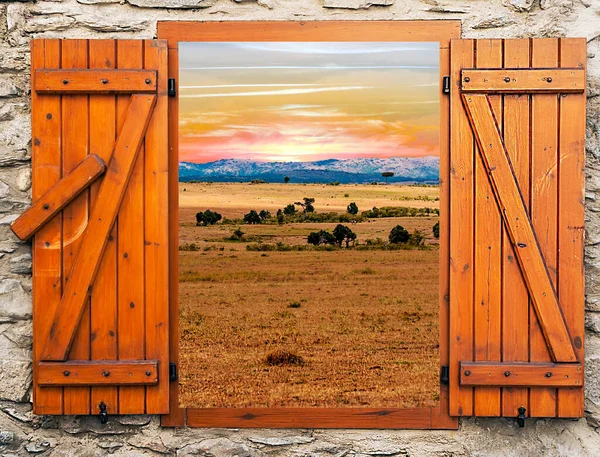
[158,20,460,429]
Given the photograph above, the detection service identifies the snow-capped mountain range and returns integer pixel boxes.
[179,157,439,184]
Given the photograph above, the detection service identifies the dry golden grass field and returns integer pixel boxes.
[179,182,440,408]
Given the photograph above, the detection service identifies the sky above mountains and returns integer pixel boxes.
[179,42,440,164]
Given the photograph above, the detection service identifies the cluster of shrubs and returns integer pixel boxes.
[307,224,357,248]
[362,206,439,218]
[195,209,222,226]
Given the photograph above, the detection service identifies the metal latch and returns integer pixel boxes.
[168,78,176,97]
[98,401,108,425]
[169,362,178,381]
[517,406,526,428]
[440,365,449,385]
[442,76,450,94]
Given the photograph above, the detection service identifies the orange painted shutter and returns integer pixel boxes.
[23,39,169,415]
[449,38,586,418]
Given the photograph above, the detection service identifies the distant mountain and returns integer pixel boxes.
[179,157,440,184]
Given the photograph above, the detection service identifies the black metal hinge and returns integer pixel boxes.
[517,407,527,428]
[442,76,450,94]
[440,365,449,385]
[168,78,176,97]
[169,362,178,381]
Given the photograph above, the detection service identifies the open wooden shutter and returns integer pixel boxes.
[449,38,586,418]
[15,39,169,415]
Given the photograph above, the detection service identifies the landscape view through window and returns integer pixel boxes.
[178,42,441,408]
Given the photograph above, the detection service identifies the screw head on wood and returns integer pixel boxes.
[63,371,70,377]
[464,77,470,83]
[464,370,471,376]
[547,77,553,83]
[102,371,110,377]
[43,203,49,210]
[504,371,511,377]
[145,371,152,376]
[101,79,109,84]
[62,79,69,85]
[504,77,511,83]
[145,78,152,85]
[545,372,552,378]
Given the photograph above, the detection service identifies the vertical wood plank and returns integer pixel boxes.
[449,39,475,416]
[32,39,63,415]
[144,40,170,414]
[473,39,502,416]
[557,37,586,417]
[61,39,90,415]
[529,38,559,417]
[117,40,146,414]
[501,38,531,417]
[89,39,119,415]
[162,45,186,426]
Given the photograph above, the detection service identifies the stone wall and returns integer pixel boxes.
[0,0,600,455]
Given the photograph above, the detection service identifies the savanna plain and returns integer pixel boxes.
[179,182,440,408]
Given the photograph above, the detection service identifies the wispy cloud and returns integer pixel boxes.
[180,86,372,99]
[180,65,437,70]
[180,84,325,90]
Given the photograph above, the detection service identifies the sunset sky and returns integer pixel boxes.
[179,42,439,163]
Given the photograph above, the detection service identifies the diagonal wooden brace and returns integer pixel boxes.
[462,93,577,363]
[11,154,106,241]
[42,94,157,362]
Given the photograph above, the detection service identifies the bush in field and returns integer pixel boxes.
[243,210,261,224]
[362,206,439,218]
[196,209,222,226]
[284,176,290,184]
[307,230,337,246]
[333,224,357,248]
[276,209,285,225]
[259,209,271,221]
[389,225,410,244]
[232,228,245,240]
[347,202,359,215]
[408,230,425,246]
[433,221,440,239]
[283,203,297,215]
[264,350,304,366]
[295,197,315,213]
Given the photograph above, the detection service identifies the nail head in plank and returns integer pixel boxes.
[461,69,585,93]
[38,360,159,386]
[11,155,106,241]
[41,94,157,362]
[460,362,582,387]
[35,69,157,94]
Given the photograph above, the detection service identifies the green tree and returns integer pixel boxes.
[284,176,290,184]
[283,204,297,215]
[243,210,261,224]
[408,230,425,246]
[333,224,357,248]
[232,227,245,239]
[295,197,315,213]
[307,230,337,246]
[382,171,394,184]
[389,225,410,244]
[259,209,271,221]
[276,209,285,225]
[196,209,222,226]
[433,221,440,239]
[346,202,359,215]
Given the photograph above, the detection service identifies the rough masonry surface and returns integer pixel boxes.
[0,0,600,455]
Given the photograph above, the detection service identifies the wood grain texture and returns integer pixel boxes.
[35,69,157,93]
[529,38,560,417]
[557,38,586,417]
[116,40,147,414]
[461,68,584,93]
[61,39,90,416]
[460,362,582,387]
[143,40,170,415]
[31,39,64,415]
[449,39,475,417]
[89,39,119,415]
[501,38,531,417]
[38,361,159,386]
[473,39,502,417]
[11,155,105,241]
[462,93,576,363]
[157,21,461,49]
[41,93,156,363]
